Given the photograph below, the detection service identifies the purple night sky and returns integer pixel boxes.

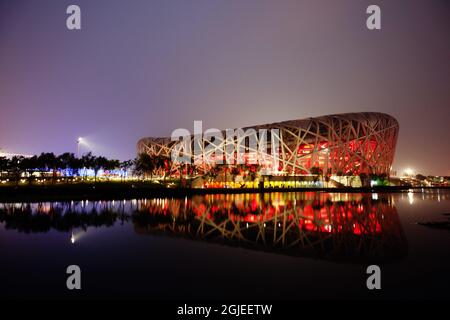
[0,0,449,175]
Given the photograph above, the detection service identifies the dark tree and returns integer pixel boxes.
[133,153,154,179]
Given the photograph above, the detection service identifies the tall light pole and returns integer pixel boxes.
[77,137,82,157]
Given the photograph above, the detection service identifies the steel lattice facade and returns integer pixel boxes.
[137,112,399,176]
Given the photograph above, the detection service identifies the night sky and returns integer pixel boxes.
[0,0,449,175]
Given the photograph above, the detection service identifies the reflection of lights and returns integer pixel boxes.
[372,193,378,200]
[407,191,414,205]
[70,230,85,244]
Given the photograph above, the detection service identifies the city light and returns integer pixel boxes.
[404,168,414,176]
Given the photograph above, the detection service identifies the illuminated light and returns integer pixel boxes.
[404,168,414,176]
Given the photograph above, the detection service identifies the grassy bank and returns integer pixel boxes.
[0,181,448,202]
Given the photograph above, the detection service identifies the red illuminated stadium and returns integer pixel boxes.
[137,112,399,187]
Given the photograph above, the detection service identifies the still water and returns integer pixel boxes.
[0,190,449,299]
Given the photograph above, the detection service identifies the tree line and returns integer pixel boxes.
[0,152,134,183]
[0,152,184,184]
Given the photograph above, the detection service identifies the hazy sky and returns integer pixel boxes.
[0,0,449,175]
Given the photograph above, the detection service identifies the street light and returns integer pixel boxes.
[76,137,83,157]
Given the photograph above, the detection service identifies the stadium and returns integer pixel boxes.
[137,112,399,187]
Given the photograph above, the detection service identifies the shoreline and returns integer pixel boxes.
[0,183,447,202]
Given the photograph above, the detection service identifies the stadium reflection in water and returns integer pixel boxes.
[0,192,407,263]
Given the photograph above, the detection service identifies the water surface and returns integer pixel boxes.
[1,190,449,299]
